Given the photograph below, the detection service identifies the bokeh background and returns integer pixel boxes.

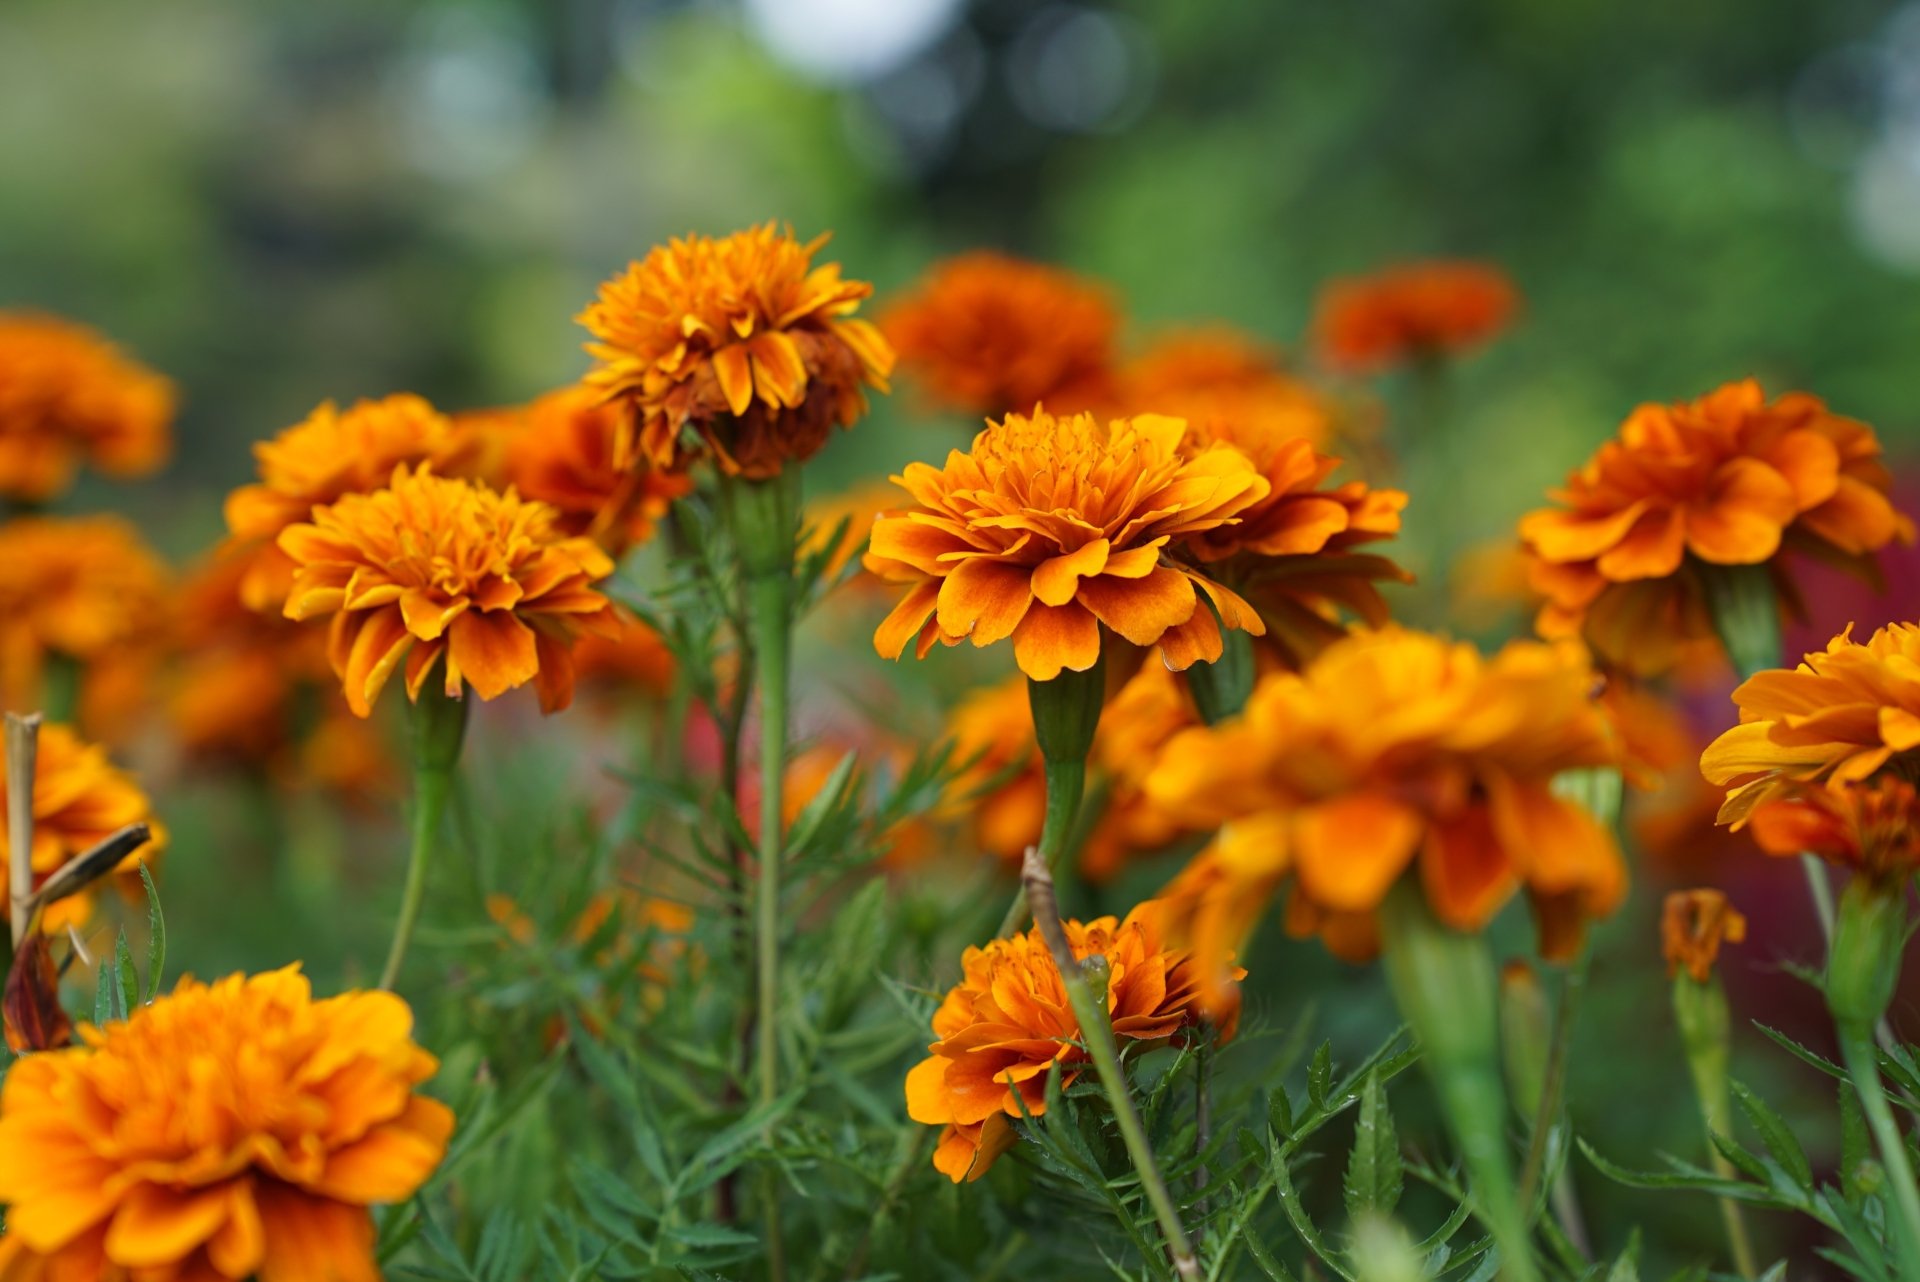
[10,0,1920,1273]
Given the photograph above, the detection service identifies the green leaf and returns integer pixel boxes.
[666,1223,760,1249]
[1269,1088,1294,1140]
[1731,1080,1812,1189]
[1241,1222,1301,1282]
[783,749,858,861]
[1709,1131,1771,1186]
[1272,1131,1356,1281]
[1308,1041,1333,1110]
[138,862,165,1004]
[1343,1071,1403,1220]
[113,933,137,1021]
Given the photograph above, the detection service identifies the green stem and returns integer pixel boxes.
[994,755,1087,938]
[1839,1022,1920,1277]
[1379,882,1537,1282]
[1516,949,1590,1258]
[379,684,467,991]
[1674,974,1755,1278]
[1024,850,1199,1280]
[1194,1033,1214,1220]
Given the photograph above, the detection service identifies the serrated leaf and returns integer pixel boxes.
[1270,1088,1294,1139]
[138,862,164,1004]
[93,954,117,1026]
[1709,1130,1771,1186]
[113,933,136,1021]
[1308,1041,1333,1110]
[1343,1071,1402,1220]
[1731,1080,1812,1189]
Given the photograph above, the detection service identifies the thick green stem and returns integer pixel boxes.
[995,755,1087,938]
[1185,625,1254,726]
[379,684,467,991]
[722,466,802,1282]
[1840,1023,1920,1276]
[1379,882,1537,1282]
[1024,849,1199,1280]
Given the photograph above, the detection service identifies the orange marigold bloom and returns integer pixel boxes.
[1748,777,1920,886]
[0,723,166,937]
[905,901,1237,1183]
[0,966,452,1282]
[0,516,170,731]
[1147,627,1624,996]
[1118,328,1333,448]
[1701,622,1920,826]
[498,384,691,555]
[1166,414,1409,668]
[941,676,1047,864]
[0,312,173,501]
[225,394,469,612]
[881,251,1118,417]
[279,465,618,717]
[1520,380,1914,676]
[1661,888,1747,982]
[1313,260,1517,374]
[577,224,893,478]
[866,409,1271,680]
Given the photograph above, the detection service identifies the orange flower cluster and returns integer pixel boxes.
[491,384,691,555]
[1661,888,1747,982]
[225,394,469,611]
[279,465,618,716]
[0,722,166,936]
[1148,627,1624,1001]
[1700,622,1920,825]
[1521,380,1913,675]
[905,901,1235,1182]
[0,312,174,501]
[866,409,1270,679]
[0,967,452,1282]
[578,224,893,477]
[1313,260,1517,373]
[882,251,1118,417]
[801,479,900,589]
[1749,777,1920,886]
[0,516,170,736]
[1117,329,1333,448]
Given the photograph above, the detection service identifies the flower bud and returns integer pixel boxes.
[1828,875,1908,1030]
[1498,960,1550,1121]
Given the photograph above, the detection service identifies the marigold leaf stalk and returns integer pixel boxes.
[1378,881,1538,1282]
[379,681,467,991]
[1022,847,1200,1281]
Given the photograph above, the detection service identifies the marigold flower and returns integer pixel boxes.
[881,251,1118,417]
[498,384,691,555]
[0,723,165,936]
[0,966,452,1281]
[0,312,173,501]
[1081,658,1198,881]
[279,465,618,717]
[1662,888,1747,982]
[224,394,469,612]
[1520,381,1914,676]
[866,409,1270,680]
[577,224,893,478]
[1166,415,1409,668]
[1313,260,1517,373]
[1118,328,1332,448]
[0,516,170,733]
[1748,778,1920,886]
[1147,627,1625,989]
[905,900,1237,1182]
[940,677,1046,863]
[1701,622,1920,826]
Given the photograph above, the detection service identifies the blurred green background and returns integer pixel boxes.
[8,0,1920,549]
[9,0,1920,1272]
